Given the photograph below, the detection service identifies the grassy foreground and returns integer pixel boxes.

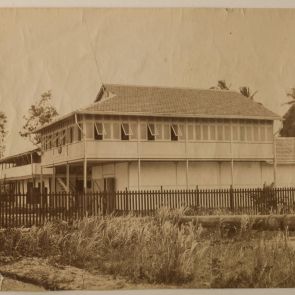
[1,208,295,288]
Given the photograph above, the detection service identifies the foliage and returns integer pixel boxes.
[280,104,295,137]
[239,86,258,100]
[250,183,277,214]
[1,212,295,287]
[0,111,7,158]
[210,80,231,90]
[280,88,295,136]
[19,91,58,146]
[210,81,257,101]
[285,88,295,105]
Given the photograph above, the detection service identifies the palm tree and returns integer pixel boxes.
[239,86,258,100]
[210,80,231,90]
[284,88,295,105]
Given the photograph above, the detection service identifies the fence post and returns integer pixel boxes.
[273,186,277,214]
[230,185,234,212]
[102,191,107,216]
[125,187,129,214]
[196,185,199,210]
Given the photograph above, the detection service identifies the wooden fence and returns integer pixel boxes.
[115,186,295,215]
[0,186,295,227]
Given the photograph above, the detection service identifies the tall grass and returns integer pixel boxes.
[0,208,295,287]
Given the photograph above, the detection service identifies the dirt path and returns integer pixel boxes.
[0,257,170,291]
[1,277,45,291]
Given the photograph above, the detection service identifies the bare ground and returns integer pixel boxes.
[0,257,173,291]
[1,277,45,291]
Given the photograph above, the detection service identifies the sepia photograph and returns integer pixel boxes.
[1,0,295,292]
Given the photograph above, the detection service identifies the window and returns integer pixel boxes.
[195,124,201,140]
[43,135,46,150]
[85,122,93,139]
[163,124,170,140]
[41,136,45,150]
[113,122,120,140]
[121,123,131,140]
[147,123,156,141]
[202,124,209,140]
[67,127,73,144]
[210,124,216,141]
[58,131,63,146]
[224,124,231,141]
[62,129,66,145]
[130,122,138,140]
[178,124,186,140]
[78,123,83,141]
[232,125,239,141]
[94,122,103,140]
[104,122,112,140]
[217,124,223,141]
[188,124,194,141]
[171,124,179,141]
[155,123,163,140]
[260,123,266,141]
[246,124,253,142]
[266,124,273,141]
[48,135,52,149]
[240,124,246,141]
[140,123,147,140]
[253,124,259,141]
[55,132,59,147]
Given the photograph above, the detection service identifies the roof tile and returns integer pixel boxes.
[82,84,279,119]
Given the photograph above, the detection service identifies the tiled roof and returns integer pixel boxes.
[81,84,280,120]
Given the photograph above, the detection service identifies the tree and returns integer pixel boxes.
[285,88,295,105]
[280,88,295,137]
[280,104,295,137]
[239,86,258,100]
[20,91,58,146]
[0,112,7,158]
[210,80,231,90]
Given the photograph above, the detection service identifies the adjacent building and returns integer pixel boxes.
[0,149,53,198]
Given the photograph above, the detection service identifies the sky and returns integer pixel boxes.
[0,7,295,155]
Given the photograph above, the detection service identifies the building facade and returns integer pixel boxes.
[35,84,286,192]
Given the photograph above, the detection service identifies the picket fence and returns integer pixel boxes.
[0,186,295,227]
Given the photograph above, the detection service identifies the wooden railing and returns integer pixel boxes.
[0,186,295,227]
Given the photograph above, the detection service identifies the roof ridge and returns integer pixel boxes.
[103,83,240,94]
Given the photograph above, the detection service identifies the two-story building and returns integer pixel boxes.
[35,84,282,193]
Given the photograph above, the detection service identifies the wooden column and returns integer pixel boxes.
[83,159,87,193]
[83,119,87,193]
[231,160,234,187]
[186,160,189,189]
[66,163,70,210]
[273,136,277,187]
[66,164,70,192]
[137,159,141,190]
[137,118,141,191]
[185,119,189,189]
[30,152,35,187]
[52,166,56,193]
[230,120,234,187]
[40,166,43,206]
